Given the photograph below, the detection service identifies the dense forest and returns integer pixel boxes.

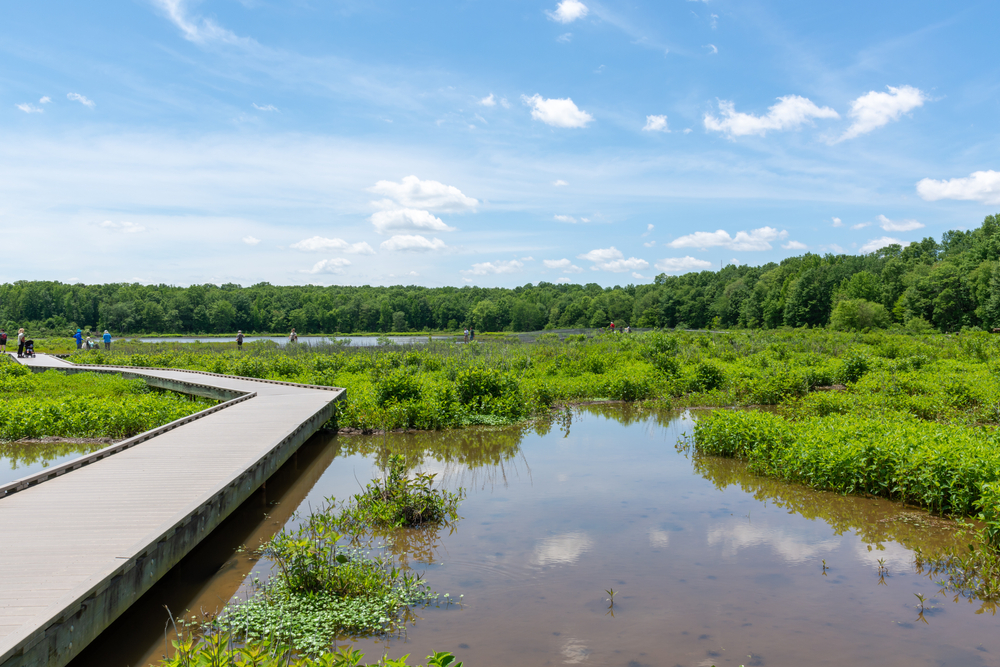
[4,214,999,335]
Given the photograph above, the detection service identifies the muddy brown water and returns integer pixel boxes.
[58,405,999,667]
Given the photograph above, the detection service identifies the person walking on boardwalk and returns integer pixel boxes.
[0,329,6,354]
[73,329,83,349]
[17,328,25,357]
[236,330,244,350]
[103,330,112,350]
[289,328,298,343]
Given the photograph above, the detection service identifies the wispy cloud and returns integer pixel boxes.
[704,43,718,55]
[668,226,787,251]
[522,94,593,128]
[462,259,525,276]
[705,96,838,138]
[16,103,43,114]
[553,179,569,187]
[831,217,843,227]
[151,0,251,45]
[877,214,923,232]
[851,222,871,230]
[478,93,496,107]
[838,85,927,141]
[290,236,375,253]
[543,258,583,273]
[100,220,145,233]
[39,96,51,104]
[252,103,278,111]
[380,234,447,252]
[67,92,95,108]
[547,0,589,24]
[557,32,573,43]
[554,214,578,223]
[917,170,1000,205]
[242,235,261,245]
[782,240,808,250]
[655,256,712,273]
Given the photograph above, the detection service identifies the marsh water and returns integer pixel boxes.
[134,335,449,346]
[61,405,999,667]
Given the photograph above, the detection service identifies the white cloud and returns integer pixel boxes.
[643,115,669,132]
[521,256,534,261]
[305,258,351,274]
[380,234,447,252]
[39,96,51,104]
[782,240,808,250]
[704,44,718,55]
[16,103,43,114]
[532,531,592,566]
[917,170,1000,205]
[369,175,478,212]
[100,220,145,233]
[644,241,656,247]
[242,235,261,245]
[839,85,927,141]
[557,32,573,43]
[547,0,589,24]
[668,226,788,251]
[151,0,247,45]
[500,97,511,108]
[252,103,278,111]
[555,277,571,284]
[632,272,646,279]
[290,236,375,254]
[553,179,569,187]
[543,258,583,273]
[370,208,455,234]
[578,246,649,272]
[683,128,693,134]
[655,256,713,273]
[554,214,578,223]
[851,222,871,230]
[826,243,845,254]
[67,93,95,108]
[704,95,839,138]
[479,93,496,107]
[730,258,742,266]
[832,217,843,227]
[461,259,525,276]
[859,236,902,254]
[877,214,924,232]
[522,94,593,128]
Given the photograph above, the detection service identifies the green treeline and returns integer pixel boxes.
[5,213,999,335]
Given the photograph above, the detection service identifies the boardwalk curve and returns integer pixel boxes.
[0,354,345,667]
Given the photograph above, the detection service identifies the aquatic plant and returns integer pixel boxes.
[160,629,462,667]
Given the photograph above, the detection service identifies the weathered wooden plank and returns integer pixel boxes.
[0,353,345,667]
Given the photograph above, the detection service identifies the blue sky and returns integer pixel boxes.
[2,0,998,287]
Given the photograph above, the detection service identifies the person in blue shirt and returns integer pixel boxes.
[73,329,83,349]
[103,330,112,350]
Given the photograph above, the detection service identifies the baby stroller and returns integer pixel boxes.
[23,340,35,358]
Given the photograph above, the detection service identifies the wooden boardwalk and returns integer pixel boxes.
[0,354,345,667]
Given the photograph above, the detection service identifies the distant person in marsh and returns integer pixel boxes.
[236,330,244,350]
[103,330,111,350]
[470,328,475,341]
[0,328,6,353]
[609,321,615,333]
[17,328,25,357]
[73,329,83,349]
[463,328,469,343]
[289,328,298,343]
